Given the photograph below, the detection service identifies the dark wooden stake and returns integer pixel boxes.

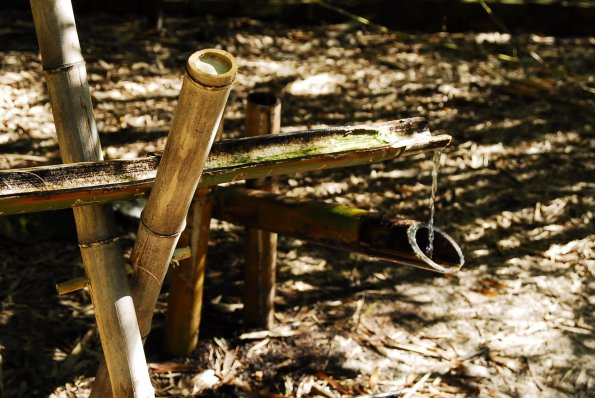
[242,92,281,329]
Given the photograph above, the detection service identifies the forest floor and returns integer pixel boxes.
[0,8,593,398]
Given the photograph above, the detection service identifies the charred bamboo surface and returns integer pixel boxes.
[212,187,464,273]
[0,118,450,215]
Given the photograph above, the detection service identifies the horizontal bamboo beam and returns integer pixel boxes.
[212,187,464,273]
[0,118,449,216]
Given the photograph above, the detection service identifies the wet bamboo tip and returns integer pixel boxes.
[186,49,238,87]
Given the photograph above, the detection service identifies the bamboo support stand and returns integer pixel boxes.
[30,1,153,396]
[242,92,281,329]
[212,187,464,273]
[90,49,237,397]
[164,122,223,356]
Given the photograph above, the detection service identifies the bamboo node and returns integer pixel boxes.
[140,213,184,238]
[43,59,86,74]
[78,235,120,248]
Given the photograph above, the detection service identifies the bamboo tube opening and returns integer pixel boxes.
[247,91,280,107]
[407,223,464,273]
[187,49,237,87]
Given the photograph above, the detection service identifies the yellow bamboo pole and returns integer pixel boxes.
[242,92,281,329]
[90,49,238,397]
[164,122,223,356]
[29,1,153,396]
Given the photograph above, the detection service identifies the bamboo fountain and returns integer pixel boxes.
[0,11,467,391]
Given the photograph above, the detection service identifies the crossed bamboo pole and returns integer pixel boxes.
[90,49,238,397]
[29,1,153,396]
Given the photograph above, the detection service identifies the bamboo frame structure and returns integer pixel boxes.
[212,188,464,273]
[242,92,281,329]
[89,49,238,397]
[29,1,153,396]
[0,118,450,216]
[164,122,223,356]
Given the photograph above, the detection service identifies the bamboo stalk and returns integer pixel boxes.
[0,118,450,216]
[243,92,281,329]
[90,49,238,398]
[56,247,191,296]
[212,187,464,273]
[164,120,223,356]
[29,1,153,396]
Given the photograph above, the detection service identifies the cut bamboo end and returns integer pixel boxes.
[407,223,464,273]
[186,49,238,88]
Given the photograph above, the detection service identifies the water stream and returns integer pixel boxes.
[426,150,441,259]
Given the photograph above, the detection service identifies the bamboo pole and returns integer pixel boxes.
[29,1,153,396]
[0,119,450,216]
[90,49,238,397]
[212,188,464,273]
[164,121,223,356]
[242,92,281,329]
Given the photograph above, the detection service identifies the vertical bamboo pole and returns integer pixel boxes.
[164,122,223,356]
[29,1,153,397]
[91,49,237,397]
[243,92,281,329]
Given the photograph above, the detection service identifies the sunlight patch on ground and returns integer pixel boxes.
[288,73,347,96]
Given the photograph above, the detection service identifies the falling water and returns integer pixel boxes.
[426,150,441,258]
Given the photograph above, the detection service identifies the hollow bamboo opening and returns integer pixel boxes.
[407,223,464,273]
[187,49,237,87]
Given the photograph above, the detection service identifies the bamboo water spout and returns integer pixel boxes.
[0,118,450,216]
[90,49,237,398]
[30,1,153,396]
[212,188,464,273]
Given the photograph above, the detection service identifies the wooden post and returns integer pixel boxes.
[242,92,281,329]
[90,49,237,397]
[212,187,464,273]
[29,1,153,397]
[164,122,223,356]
